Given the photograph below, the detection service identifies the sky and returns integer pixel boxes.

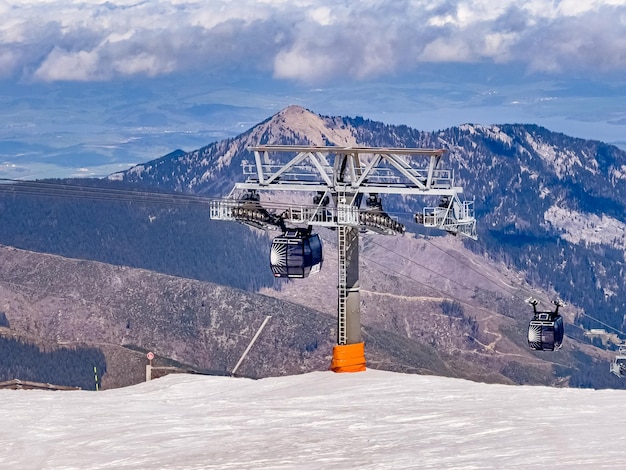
[2,369,626,469]
[1,0,626,179]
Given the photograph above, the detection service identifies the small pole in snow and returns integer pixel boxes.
[93,366,99,391]
[231,315,272,377]
[146,352,154,382]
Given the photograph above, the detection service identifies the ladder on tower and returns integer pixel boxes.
[337,225,348,345]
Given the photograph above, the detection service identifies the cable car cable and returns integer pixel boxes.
[3,177,623,339]
[422,237,540,304]
[364,237,478,295]
[461,236,626,338]
[365,233,596,352]
[361,246,581,353]
[420,234,626,343]
[360,251,496,317]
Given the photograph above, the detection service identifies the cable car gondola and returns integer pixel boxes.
[270,227,323,278]
[527,298,564,351]
[610,344,626,378]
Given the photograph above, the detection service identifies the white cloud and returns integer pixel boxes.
[34,48,101,81]
[0,0,624,84]
[113,52,174,77]
[419,37,472,63]
[274,46,337,83]
[308,6,334,26]
[555,0,626,16]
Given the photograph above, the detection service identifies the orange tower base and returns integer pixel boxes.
[330,342,366,373]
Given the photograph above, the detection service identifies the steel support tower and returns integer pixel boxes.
[210,145,476,371]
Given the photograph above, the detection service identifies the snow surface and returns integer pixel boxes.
[1,369,625,469]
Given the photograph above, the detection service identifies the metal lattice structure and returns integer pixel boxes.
[210,145,476,355]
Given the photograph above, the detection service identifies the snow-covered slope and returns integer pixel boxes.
[1,370,625,469]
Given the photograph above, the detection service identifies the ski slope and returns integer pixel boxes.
[1,369,625,469]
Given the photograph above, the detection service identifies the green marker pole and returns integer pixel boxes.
[94,366,99,391]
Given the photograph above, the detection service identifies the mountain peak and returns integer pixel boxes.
[274,104,313,119]
[246,105,358,147]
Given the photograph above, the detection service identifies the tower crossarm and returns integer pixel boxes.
[213,145,476,239]
[246,145,454,193]
[254,150,335,187]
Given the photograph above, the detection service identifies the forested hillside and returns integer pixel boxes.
[0,334,106,390]
[437,123,626,334]
[0,181,275,292]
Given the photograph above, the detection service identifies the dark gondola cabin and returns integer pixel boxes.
[270,228,323,278]
[528,313,564,351]
[527,299,564,351]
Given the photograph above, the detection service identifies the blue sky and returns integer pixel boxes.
[1,0,626,178]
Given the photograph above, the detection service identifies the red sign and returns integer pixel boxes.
[147,352,154,360]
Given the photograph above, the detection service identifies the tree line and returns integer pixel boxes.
[0,336,106,390]
[0,181,276,292]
